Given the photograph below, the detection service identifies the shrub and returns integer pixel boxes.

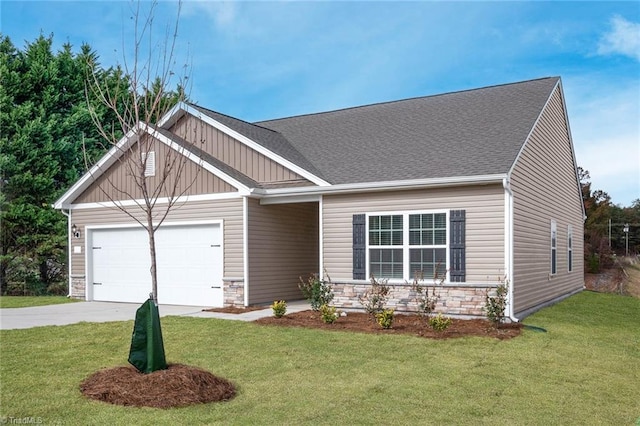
[298,273,334,311]
[320,304,338,324]
[359,275,390,317]
[376,309,394,329]
[429,313,452,332]
[484,280,508,326]
[271,300,287,318]
[410,269,445,319]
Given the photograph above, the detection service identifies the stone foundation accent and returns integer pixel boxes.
[223,279,244,307]
[70,275,86,299]
[331,281,496,317]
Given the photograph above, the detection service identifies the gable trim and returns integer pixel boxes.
[53,123,251,210]
[161,103,331,187]
[506,78,585,219]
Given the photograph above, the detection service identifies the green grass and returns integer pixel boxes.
[1,291,638,425]
[0,296,80,309]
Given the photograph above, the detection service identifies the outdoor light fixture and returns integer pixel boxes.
[72,224,81,239]
[623,223,629,257]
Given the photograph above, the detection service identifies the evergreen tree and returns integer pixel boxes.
[0,33,186,295]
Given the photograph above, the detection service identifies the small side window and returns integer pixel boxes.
[567,225,573,273]
[550,220,557,275]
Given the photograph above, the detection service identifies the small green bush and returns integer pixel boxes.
[271,300,287,318]
[376,308,394,329]
[299,273,334,311]
[429,313,452,332]
[484,281,508,326]
[319,304,338,324]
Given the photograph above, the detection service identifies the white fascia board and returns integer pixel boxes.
[53,126,140,210]
[180,103,331,187]
[255,174,506,200]
[69,192,242,210]
[157,101,187,129]
[149,126,252,195]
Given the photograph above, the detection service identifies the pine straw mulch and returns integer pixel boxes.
[202,305,267,314]
[255,310,522,340]
[80,363,236,408]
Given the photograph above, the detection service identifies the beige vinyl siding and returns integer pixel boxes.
[69,197,244,280]
[171,115,312,185]
[73,135,236,204]
[247,199,319,304]
[510,86,584,315]
[322,185,505,283]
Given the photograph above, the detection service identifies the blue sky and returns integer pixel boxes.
[2,1,639,206]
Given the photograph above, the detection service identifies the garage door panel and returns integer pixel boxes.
[91,224,223,307]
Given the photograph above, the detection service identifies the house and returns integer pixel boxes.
[54,76,585,320]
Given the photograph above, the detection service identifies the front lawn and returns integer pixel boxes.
[0,291,638,425]
[0,296,80,309]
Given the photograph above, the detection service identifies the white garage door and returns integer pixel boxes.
[90,224,223,307]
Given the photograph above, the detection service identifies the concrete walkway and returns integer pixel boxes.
[0,300,311,330]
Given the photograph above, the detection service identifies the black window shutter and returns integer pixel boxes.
[353,214,366,280]
[450,210,466,282]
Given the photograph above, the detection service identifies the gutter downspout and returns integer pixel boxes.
[503,178,519,322]
[60,208,72,298]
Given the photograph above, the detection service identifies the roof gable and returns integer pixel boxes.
[53,123,253,209]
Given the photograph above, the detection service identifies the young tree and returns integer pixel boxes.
[84,0,194,305]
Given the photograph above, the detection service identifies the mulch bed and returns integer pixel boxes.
[80,364,236,408]
[203,305,267,314]
[255,310,522,340]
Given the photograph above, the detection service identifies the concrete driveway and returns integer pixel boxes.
[0,300,311,330]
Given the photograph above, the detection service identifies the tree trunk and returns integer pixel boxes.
[147,211,158,305]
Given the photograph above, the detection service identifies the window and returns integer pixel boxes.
[550,220,557,275]
[368,212,447,280]
[567,225,573,272]
[369,215,403,279]
[141,151,155,177]
[409,213,447,279]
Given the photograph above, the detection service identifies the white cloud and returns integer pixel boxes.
[566,77,640,206]
[597,15,640,61]
[182,1,237,29]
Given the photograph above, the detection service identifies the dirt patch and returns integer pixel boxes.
[203,305,266,314]
[80,364,236,408]
[255,310,522,340]
[585,269,625,294]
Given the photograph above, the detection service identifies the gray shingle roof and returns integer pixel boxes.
[256,77,560,185]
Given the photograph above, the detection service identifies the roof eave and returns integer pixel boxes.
[255,174,507,203]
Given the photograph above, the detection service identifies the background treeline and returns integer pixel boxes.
[579,167,640,272]
[0,34,183,295]
[0,34,637,296]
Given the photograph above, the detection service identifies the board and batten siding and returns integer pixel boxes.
[73,135,236,204]
[69,197,244,281]
[170,115,312,185]
[246,199,319,304]
[322,185,505,283]
[510,86,584,315]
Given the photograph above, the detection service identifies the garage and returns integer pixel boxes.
[89,223,223,307]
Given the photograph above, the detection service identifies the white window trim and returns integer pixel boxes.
[567,224,573,273]
[550,219,557,276]
[366,209,450,283]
